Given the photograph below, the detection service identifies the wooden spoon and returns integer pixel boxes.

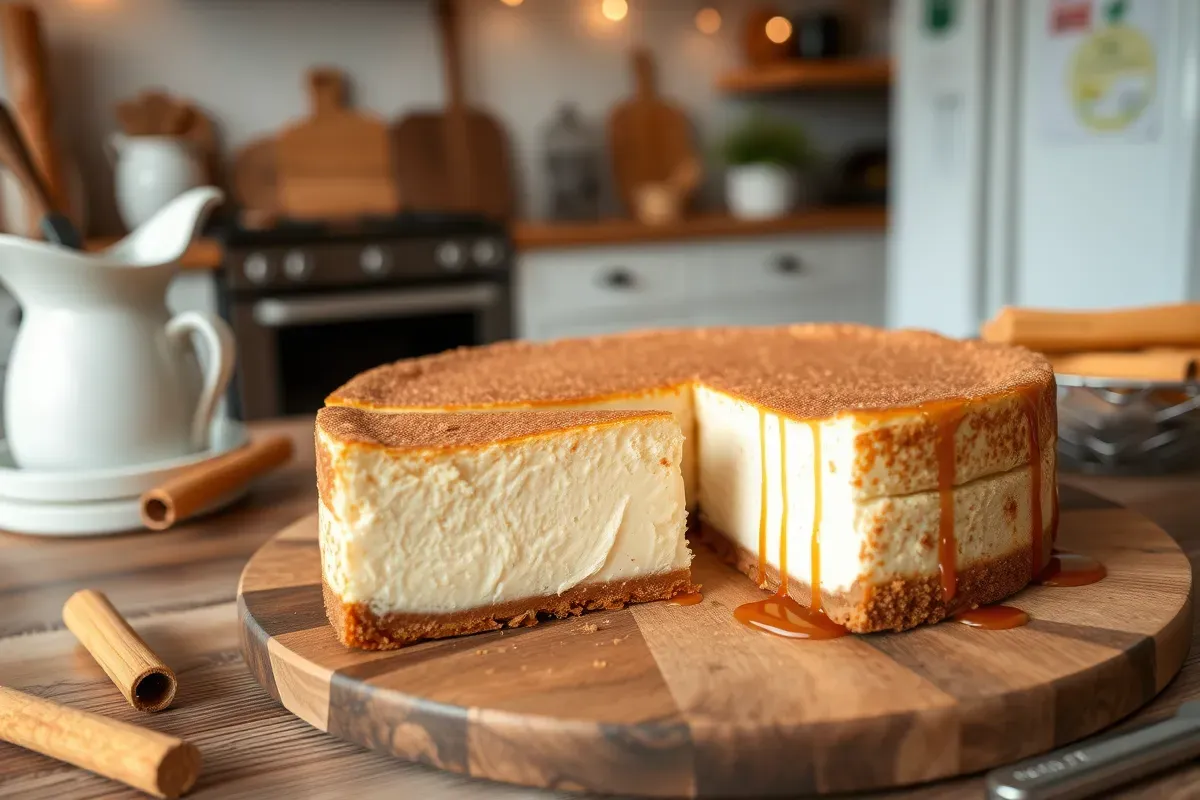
[0,101,81,248]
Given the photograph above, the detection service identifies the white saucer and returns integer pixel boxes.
[0,487,247,537]
[0,417,249,503]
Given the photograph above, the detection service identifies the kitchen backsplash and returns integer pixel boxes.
[1,0,890,234]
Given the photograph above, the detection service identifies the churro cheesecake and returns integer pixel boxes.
[320,324,1057,648]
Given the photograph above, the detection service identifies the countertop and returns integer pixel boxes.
[0,416,1196,799]
[92,208,889,271]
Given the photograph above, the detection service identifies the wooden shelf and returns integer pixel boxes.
[512,206,887,251]
[86,237,224,270]
[716,58,892,93]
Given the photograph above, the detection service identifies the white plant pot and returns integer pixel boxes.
[725,163,796,220]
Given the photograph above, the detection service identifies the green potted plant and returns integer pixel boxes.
[720,113,814,220]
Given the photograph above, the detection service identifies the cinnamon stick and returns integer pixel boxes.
[1049,350,1200,382]
[0,685,200,798]
[140,435,294,531]
[62,589,177,713]
[982,304,1200,353]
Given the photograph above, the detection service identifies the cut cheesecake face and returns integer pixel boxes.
[316,406,693,649]
[324,324,1057,645]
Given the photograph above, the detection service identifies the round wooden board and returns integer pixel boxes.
[238,485,1193,797]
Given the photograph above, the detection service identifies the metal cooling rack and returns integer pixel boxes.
[1056,374,1200,474]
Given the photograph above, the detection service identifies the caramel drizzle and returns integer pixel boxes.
[954,604,1029,629]
[1019,387,1044,578]
[807,420,823,612]
[757,408,769,587]
[778,419,789,594]
[935,404,966,602]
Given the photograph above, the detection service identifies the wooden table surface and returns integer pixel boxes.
[1,417,1196,800]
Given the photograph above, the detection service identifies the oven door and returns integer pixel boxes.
[230,281,511,419]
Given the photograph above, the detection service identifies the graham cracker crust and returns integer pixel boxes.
[694,522,1038,634]
[323,569,695,650]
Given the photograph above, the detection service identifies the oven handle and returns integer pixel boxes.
[251,284,500,328]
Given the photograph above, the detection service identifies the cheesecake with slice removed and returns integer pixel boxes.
[316,406,693,649]
[322,324,1057,647]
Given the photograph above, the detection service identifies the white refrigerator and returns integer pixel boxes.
[889,0,1200,338]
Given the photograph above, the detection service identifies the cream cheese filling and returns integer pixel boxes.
[319,417,690,616]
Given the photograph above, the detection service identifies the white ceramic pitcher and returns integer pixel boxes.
[110,134,204,231]
[0,187,235,471]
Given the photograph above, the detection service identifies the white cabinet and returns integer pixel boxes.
[517,233,886,341]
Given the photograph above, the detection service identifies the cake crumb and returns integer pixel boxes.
[580,622,599,634]
[474,649,489,656]
[593,660,607,668]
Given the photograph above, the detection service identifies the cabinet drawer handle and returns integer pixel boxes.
[772,255,804,275]
[600,268,636,289]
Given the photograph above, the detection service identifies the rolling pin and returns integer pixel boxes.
[0,4,69,234]
[982,305,1200,353]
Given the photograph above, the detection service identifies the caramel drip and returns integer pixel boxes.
[934,404,966,602]
[1036,551,1106,587]
[1019,386,1044,578]
[807,420,823,611]
[668,592,703,606]
[733,593,848,640]
[1050,486,1061,545]
[756,409,769,587]
[954,605,1030,629]
[778,420,789,594]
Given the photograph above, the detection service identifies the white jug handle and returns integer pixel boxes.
[166,311,237,451]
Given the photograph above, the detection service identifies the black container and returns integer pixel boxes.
[791,11,845,59]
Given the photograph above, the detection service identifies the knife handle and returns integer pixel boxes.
[986,716,1200,800]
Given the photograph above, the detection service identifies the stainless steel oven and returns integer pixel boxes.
[217,215,512,420]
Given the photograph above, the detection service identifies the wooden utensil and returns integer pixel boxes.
[115,90,194,137]
[0,686,200,798]
[140,435,293,531]
[392,0,515,219]
[0,101,81,248]
[62,589,177,713]
[275,68,399,221]
[982,304,1200,353]
[0,3,70,235]
[607,49,699,217]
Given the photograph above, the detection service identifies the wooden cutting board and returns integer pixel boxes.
[607,49,698,217]
[238,486,1191,797]
[232,137,278,225]
[392,0,515,219]
[275,68,400,220]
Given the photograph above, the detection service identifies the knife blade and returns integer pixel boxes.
[986,701,1200,800]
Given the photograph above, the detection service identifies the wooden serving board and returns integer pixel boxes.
[238,486,1193,797]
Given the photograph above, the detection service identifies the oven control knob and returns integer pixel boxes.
[435,241,465,271]
[283,250,313,282]
[243,253,271,284]
[360,245,391,277]
[472,238,505,268]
